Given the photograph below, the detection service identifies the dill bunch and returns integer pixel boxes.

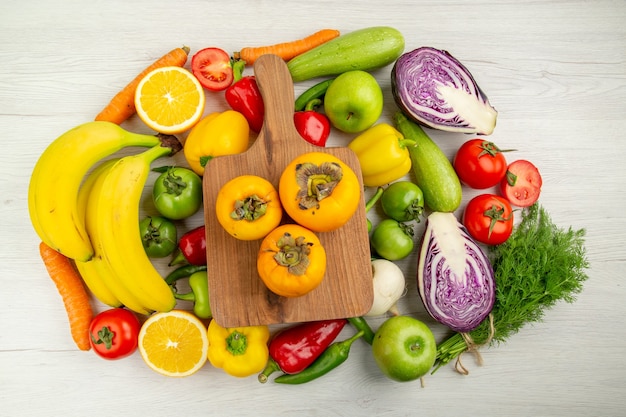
[433,203,589,374]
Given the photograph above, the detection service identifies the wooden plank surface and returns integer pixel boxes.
[1,1,625,416]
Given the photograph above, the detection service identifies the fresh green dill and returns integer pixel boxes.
[433,203,589,373]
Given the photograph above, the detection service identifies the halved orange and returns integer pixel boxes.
[138,310,208,377]
[135,66,205,134]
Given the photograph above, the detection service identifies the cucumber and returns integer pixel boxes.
[287,26,405,82]
[393,112,462,213]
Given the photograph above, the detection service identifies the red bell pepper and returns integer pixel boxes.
[225,60,264,133]
[257,318,347,383]
[294,98,331,147]
[169,225,207,266]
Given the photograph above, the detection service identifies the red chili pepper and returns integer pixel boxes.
[169,225,207,266]
[225,60,264,133]
[294,98,331,147]
[257,318,347,383]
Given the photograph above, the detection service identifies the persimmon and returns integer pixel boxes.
[215,175,283,241]
[257,224,326,297]
[278,152,360,232]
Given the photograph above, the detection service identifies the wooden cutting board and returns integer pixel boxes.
[202,54,373,328]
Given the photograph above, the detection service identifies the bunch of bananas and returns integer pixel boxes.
[28,121,183,314]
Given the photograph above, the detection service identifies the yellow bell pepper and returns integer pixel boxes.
[347,123,416,187]
[183,110,250,176]
[207,319,270,378]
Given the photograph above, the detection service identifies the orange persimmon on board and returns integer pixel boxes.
[233,29,340,66]
[257,224,326,298]
[278,152,360,232]
[215,174,283,241]
[39,241,93,351]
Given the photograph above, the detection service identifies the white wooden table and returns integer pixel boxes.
[1,1,624,416]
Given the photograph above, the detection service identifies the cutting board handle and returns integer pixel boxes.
[253,54,298,145]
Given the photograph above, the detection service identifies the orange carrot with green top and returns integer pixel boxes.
[39,241,93,351]
[234,29,340,65]
[95,46,190,125]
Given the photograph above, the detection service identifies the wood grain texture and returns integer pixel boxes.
[203,55,372,327]
[1,0,625,416]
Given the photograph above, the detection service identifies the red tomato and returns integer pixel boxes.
[463,194,514,245]
[89,308,141,360]
[453,139,510,189]
[500,159,542,207]
[191,47,233,91]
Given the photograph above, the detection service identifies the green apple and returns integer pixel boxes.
[372,315,436,382]
[323,70,383,133]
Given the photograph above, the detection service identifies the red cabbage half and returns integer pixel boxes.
[392,47,497,135]
[417,212,495,333]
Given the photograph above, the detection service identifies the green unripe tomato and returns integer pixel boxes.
[380,181,424,222]
[370,219,414,261]
[152,167,203,220]
[139,216,177,258]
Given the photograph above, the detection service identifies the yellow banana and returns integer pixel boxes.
[28,121,167,261]
[74,259,122,308]
[74,158,123,308]
[83,158,152,316]
[95,145,177,313]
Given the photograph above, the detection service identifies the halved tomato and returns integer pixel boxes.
[500,159,542,207]
[191,47,233,91]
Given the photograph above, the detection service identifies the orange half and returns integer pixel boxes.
[135,66,205,134]
[138,310,208,377]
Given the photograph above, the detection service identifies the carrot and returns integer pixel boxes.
[39,242,93,351]
[95,45,190,124]
[234,29,340,66]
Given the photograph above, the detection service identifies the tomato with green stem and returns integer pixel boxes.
[191,47,233,92]
[89,308,141,360]
[152,166,203,220]
[463,194,514,245]
[370,219,414,261]
[380,181,424,222]
[139,215,177,258]
[453,139,513,189]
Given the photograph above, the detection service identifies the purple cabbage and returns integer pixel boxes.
[392,47,497,135]
[417,212,495,333]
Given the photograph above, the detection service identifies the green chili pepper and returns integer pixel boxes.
[165,264,207,285]
[166,267,211,319]
[152,165,174,173]
[347,317,375,345]
[365,187,384,233]
[294,78,334,111]
[274,330,364,384]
